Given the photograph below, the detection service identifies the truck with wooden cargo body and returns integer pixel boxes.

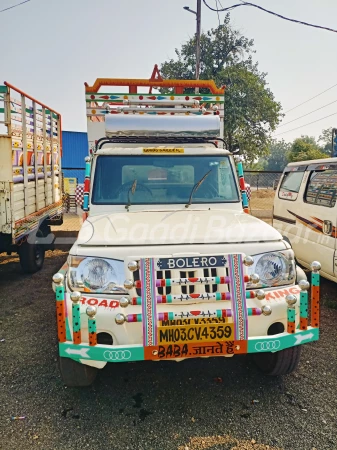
[0,83,63,273]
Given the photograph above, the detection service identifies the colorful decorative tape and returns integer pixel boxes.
[55,285,66,343]
[287,307,296,334]
[311,272,320,327]
[129,290,256,305]
[83,158,91,212]
[126,308,262,323]
[140,258,158,346]
[72,302,81,344]
[134,275,250,288]
[88,317,97,346]
[228,254,248,340]
[237,161,249,214]
[300,290,308,331]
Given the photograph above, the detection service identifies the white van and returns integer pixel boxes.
[273,158,337,282]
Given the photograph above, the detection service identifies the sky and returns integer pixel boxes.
[1,0,337,144]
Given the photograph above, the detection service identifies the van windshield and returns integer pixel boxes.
[92,155,240,205]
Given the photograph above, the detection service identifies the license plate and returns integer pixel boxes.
[159,317,227,327]
[158,323,233,345]
[144,340,247,360]
[156,255,227,270]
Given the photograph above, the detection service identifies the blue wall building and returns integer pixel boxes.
[62,131,88,183]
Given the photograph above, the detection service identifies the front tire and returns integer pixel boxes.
[19,230,45,273]
[253,345,301,376]
[59,357,98,387]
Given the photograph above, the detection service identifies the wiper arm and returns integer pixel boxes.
[185,170,212,208]
[125,179,137,211]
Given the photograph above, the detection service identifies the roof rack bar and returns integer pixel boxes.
[85,78,225,95]
[95,136,220,151]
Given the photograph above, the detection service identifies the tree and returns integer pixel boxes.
[288,136,328,163]
[159,14,282,162]
[261,139,290,171]
[318,127,333,155]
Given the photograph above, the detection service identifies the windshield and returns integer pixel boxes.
[92,155,240,205]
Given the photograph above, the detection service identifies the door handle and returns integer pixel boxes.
[323,220,333,236]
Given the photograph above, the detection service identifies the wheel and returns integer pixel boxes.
[59,357,98,387]
[19,229,45,273]
[253,345,301,376]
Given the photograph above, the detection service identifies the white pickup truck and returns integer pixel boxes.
[53,75,321,387]
[0,83,62,273]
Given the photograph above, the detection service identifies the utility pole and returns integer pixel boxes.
[196,0,201,83]
[183,1,201,93]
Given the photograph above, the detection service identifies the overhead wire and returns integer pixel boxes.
[277,100,337,128]
[273,112,337,136]
[0,0,31,13]
[284,83,337,114]
[202,0,337,34]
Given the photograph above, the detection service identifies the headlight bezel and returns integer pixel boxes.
[246,250,296,289]
[67,255,127,294]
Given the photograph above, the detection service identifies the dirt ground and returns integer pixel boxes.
[249,190,275,219]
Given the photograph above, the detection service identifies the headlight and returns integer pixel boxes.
[68,256,126,294]
[246,250,296,288]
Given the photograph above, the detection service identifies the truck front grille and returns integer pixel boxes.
[131,266,228,300]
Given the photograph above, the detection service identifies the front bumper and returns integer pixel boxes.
[53,254,321,368]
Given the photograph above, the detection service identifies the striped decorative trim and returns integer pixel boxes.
[273,214,296,225]
[311,272,320,327]
[300,290,308,331]
[55,285,66,343]
[228,254,248,340]
[140,258,158,347]
[72,302,81,345]
[83,158,91,212]
[237,161,249,214]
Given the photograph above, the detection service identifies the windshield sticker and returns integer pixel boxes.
[279,190,297,200]
[148,168,168,181]
[142,148,184,154]
[218,165,231,197]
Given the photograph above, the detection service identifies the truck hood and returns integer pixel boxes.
[77,209,282,246]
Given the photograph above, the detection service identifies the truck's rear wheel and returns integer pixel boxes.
[59,357,98,387]
[253,345,301,376]
[19,230,45,273]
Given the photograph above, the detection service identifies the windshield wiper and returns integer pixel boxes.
[125,179,137,211]
[185,170,212,208]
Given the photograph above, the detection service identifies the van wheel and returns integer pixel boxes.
[59,357,98,387]
[19,230,45,273]
[253,345,301,376]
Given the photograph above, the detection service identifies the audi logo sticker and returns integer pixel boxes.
[103,350,132,361]
[254,340,281,352]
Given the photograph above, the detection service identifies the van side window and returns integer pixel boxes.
[305,170,337,207]
[278,171,304,201]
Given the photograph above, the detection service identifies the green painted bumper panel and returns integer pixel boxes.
[59,343,145,362]
[59,327,319,363]
[247,328,319,353]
